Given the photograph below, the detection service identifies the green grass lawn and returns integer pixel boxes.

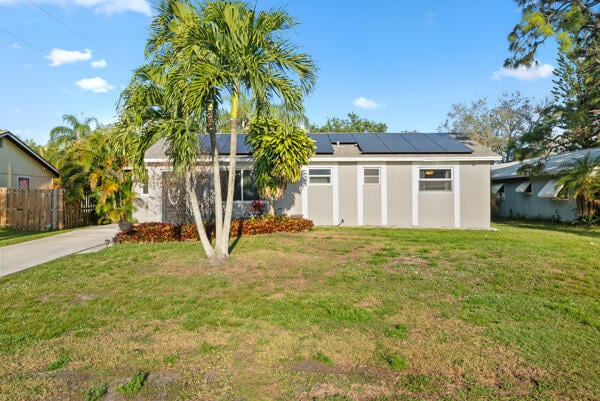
[0,227,74,247]
[0,222,598,400]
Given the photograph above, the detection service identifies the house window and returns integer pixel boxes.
[364,168,380,184]
[515,181,532,194]
[0,138,3,148]
[18,177,30,189]
[308,168,331,185]
[419,168,452,191]
[491,183,505,200]
[223,169,260,201]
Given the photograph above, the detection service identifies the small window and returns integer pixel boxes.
[419,168,452,191]
[0,137,3,148]
[364,168,380,184]
[18,177,30,189]
[308,168,331,185]
[515,181,532,194]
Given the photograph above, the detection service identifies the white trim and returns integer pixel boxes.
[453,164,460,228]
[301,167,308,218]
[332,165,339,225]
[357,166,364,225]
[381,164,388,226]
[412,164,419,226]
[491,183,504,194]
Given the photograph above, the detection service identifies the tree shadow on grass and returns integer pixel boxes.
[228,219,244,254]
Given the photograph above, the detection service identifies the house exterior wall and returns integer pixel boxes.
[338,163,357,226]
[495,179,576,222]
[386,163,413,226]
[0,139,55,189]
[135,159,494,229]
[460,162,492,228]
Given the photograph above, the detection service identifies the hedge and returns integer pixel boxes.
[115,216,314,244]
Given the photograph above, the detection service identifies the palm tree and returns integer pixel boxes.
[123,0,317,259]
[49,114,98,149]
[556,153,600,219]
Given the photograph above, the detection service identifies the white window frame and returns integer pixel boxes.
[308,167,332,185]
[418,168,453,192]
[363,167,380,185]
[237,169,260,202]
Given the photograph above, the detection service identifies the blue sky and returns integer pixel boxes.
[0,0,558,144]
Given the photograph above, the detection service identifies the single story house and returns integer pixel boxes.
[0,130,59,190]
[491,147,600,222]
[133,132,500,229]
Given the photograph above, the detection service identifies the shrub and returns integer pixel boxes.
[115,216,314,244]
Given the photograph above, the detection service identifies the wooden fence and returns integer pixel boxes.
[0,188,95,231]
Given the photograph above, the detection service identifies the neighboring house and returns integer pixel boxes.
[491,147,600,222]
[0,130,59,189]
[134,133,500,229]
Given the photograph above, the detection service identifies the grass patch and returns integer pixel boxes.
[0,223,598,400]
[0,227,75,247]
[116,371,148,395]
[313,351,333,366]
[84,383,108,401]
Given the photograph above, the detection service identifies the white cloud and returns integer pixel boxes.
[491,63,554,80]
[0,0,151,16]
[353,96,380,110]
[47,48,92,66]
[9,43,21,50]
[91,59,107,68]
[75,77,113,93]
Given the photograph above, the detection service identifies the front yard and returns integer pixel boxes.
[0,223,598,400]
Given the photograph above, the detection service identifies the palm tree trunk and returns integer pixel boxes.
[220,88,240,257]
[185,168,215,258]
[207,100,224,258]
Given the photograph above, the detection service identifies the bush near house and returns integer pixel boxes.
[115,216,314,243]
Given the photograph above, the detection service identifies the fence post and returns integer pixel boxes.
[0,188,6,226]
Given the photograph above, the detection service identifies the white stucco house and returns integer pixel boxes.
[133,132,500,229]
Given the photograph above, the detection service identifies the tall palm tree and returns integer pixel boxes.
[49,114,98,149]
[124,0,317,259]
[556,153,600,219]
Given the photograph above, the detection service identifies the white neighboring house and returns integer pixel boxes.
[491,147,600,222]
[133,133,500,229]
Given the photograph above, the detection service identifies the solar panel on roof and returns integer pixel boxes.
[309,134,334,154]
[427,133,472,153]
[401,133,444,153]
[328,133,357,144]
[237,134,252,154]
[380,133,418,153]
[355,134,391,153]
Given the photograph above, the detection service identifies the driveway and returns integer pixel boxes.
[0,224,119,277]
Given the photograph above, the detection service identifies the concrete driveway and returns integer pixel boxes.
[0,224,119,278]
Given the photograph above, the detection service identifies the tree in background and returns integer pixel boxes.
[121,0,316,260]
[310,112,387,133]
[246,117,315,215]
[507,1,600,153]
[439,92,540,162]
